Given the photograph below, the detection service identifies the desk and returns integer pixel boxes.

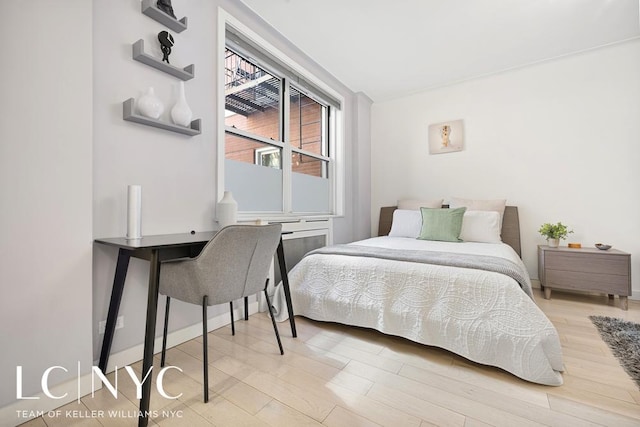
[94,230,297,427]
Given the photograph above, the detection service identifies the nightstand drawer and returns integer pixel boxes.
[546,270,631,295]
[545,253,628,276]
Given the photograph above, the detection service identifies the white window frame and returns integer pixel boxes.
[217,8,345,220]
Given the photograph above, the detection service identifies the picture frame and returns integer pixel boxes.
[428,119,464,154]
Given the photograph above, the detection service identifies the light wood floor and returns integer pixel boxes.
[21,289,640,427]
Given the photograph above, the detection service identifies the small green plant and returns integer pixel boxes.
[538,222,573,240]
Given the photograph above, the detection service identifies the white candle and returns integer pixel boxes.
[127,185,142,239]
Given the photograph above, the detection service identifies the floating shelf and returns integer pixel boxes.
[123,98,201,136]
[141,0,187,33]
[132,40,194,81]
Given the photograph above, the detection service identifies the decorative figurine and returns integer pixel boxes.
[156,0,176,19]
[158,31,174,64]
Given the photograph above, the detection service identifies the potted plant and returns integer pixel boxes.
[538,222,573,248]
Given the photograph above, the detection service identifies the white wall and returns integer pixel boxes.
[0,0,93,417]
[353,92,373,240]
[0,0,370,422]
[371,39,640,296]
[92,0,219,361]
[92,0,368,365]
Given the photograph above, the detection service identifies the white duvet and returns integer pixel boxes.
[275,236,564,385]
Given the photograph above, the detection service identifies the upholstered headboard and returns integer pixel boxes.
[378,205,522,258]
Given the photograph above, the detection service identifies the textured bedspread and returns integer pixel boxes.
[274,237,564,385]
[308,244,534,299]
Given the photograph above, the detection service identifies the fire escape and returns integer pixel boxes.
[224,48,280,116]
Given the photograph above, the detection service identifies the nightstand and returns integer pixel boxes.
[538,245,631,310]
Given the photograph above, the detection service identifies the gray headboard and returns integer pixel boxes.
[378,205,522,258]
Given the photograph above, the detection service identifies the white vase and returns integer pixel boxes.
[170,81,193,127]
[217,191,238,228]
[547,238,560,248]
[137,87,164,119]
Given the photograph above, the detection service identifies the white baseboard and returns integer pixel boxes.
[0,302,257,426]
[97,301,258,373]
[0,372,93,427]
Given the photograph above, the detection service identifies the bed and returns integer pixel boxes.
[274,205,564,385]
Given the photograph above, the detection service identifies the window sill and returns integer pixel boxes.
[236,212,335,224]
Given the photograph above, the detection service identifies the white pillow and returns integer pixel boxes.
[397,198,443,210]
[459,210,502,243]
[449,197,506,229]
[388,209,423,238]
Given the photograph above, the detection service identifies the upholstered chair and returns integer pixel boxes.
[159,223,284,402]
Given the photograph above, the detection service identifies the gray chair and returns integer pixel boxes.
[159,224,284,403]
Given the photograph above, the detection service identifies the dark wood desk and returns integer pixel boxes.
[94,230,297,427]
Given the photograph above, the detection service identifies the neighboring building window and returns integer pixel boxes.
[222,26,341,216]
[255,147,281,168]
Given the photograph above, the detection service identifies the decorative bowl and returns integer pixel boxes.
[595,243,611,251]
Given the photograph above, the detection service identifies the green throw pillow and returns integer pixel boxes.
[418,207,467,242]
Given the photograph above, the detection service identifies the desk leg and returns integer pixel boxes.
[276,237,297,338]
[138,250,160,427]
[99,249,131,372]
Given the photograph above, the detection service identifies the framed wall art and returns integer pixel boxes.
[428,119,463,154]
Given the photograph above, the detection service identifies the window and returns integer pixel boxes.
[255,147,280,168]
[289,86,328,177]
[220,18,342,217]
[224,49,280,142]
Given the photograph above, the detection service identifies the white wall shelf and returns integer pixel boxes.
[132,40,194,81]
[141,0,187,33]
[123,98,201,136]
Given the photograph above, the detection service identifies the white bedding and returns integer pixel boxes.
[275,236,564,385]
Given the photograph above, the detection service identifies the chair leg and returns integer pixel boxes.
[229,301,235,336]
[244,296,249,321]
[263,285,284,355]
[161,296,171,367]
[202,295,209,403]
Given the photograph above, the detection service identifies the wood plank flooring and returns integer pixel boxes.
[20,289,640,426]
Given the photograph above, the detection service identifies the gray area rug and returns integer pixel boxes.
[589,316,640,389]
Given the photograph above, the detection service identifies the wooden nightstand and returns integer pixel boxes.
[538,245,631,310]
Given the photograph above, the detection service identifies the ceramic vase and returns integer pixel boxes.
[217,191,238,228]
[137,87,164,119]
[547,238,560,248]
[171,81,193,127]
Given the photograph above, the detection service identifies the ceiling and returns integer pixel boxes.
[239,0,640,102]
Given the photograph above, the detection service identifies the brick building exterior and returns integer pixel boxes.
[225,97,325,177]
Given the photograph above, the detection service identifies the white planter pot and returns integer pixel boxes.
[547,238,560,248]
